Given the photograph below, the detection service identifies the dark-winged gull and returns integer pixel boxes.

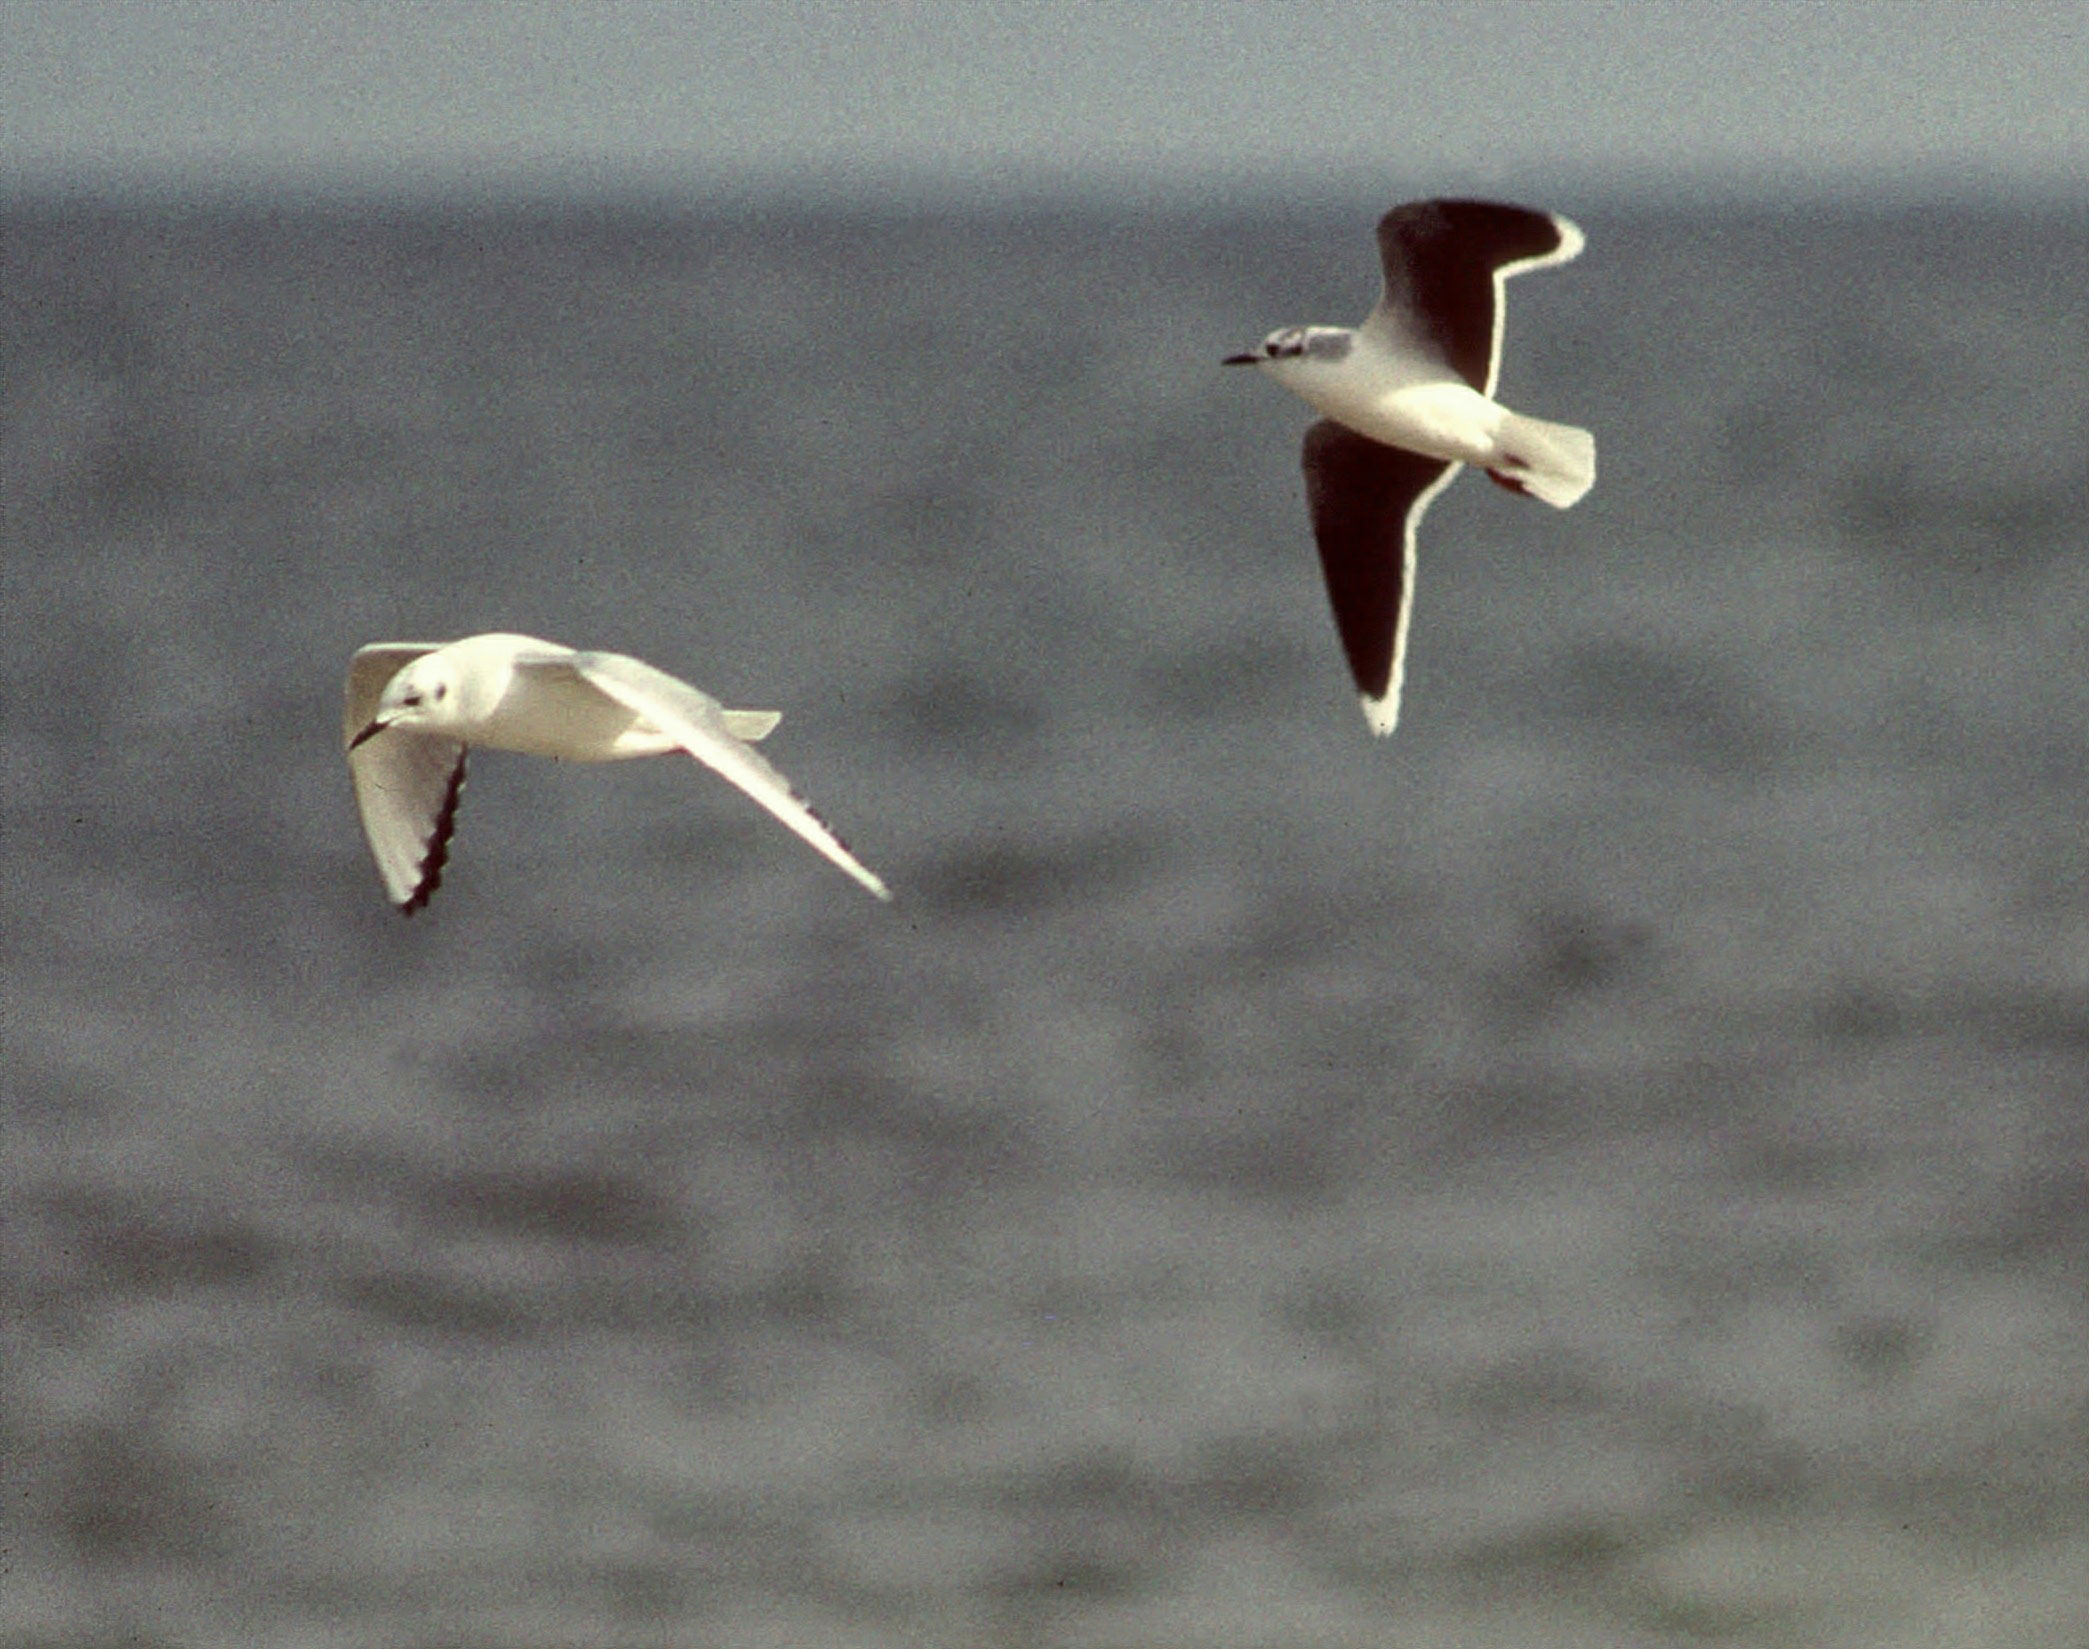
[1226,198,1594,734]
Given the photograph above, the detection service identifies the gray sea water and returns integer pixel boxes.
[3,190,2087,1648]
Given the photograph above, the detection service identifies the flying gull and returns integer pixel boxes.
[1226,197,1594,734]
[344,633,891,911]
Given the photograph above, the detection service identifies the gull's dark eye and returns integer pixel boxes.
[432,682,447,701]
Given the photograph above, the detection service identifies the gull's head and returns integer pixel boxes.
[1223,324,1354,378]
[350,653,463,748]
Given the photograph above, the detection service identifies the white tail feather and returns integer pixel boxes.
[1496,415,1595,509]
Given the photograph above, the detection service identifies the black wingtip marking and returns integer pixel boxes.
[398,751,467,917]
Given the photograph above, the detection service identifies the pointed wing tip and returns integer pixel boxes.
[1550,213,1586,263]
[838,848,893,902]
[395,857,445,915]
[1361,694,1401,736]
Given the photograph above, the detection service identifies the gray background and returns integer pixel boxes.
[5,0,2084,194]
[5,4,2088,1647]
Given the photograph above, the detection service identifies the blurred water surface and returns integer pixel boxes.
[3,191,2087,1647]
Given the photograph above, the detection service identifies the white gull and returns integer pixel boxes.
[344,632,891,912]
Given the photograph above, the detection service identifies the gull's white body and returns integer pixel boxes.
[1259,335,1547,478]
[1251,328,1593,509]
[344,632,889,911]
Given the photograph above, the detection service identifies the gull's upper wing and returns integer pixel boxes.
[1301,419,1459,736]
[567,651,891,900]
[343,643,465,913]
[1368,199,1584,397]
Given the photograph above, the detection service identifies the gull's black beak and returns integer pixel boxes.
[348,718,389,751]
[1221,350,1262,366]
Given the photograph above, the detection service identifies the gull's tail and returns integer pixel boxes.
[1489,414,1595,509]
[722,709,781,741]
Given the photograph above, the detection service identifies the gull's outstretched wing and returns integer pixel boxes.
[343,643,465,914]
[565,651,891,901]
[1368,199,1584,397]
[1301,420,1459,736]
